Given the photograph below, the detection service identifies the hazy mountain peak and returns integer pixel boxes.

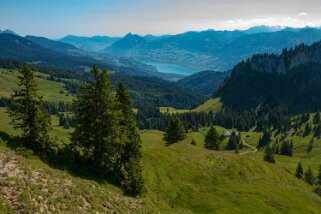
[0,29,18,36]
[244,25,284,34]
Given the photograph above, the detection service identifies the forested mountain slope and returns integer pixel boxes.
[215,41,321,112]
[177,70,230,97]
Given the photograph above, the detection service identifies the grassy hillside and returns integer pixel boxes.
[193,98,222,113]
[1,107,321,212]
[160,98,222,114]
[0,68,74,102]
[141,130,321,213]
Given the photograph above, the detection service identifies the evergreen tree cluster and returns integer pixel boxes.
[264,146,275,163]
[58,113,76,129]
[9,64,143,196]
[9,65,51,153]
[137,105,292,135]
[310,111,321,139]
[71,65,143,196]
[295,162,314,186]
[307,139,314,154]
[279,140,293,157]
[163,118,186,145]
[136,105,216,131]
[204,126,220,150]
[0,96,72,116]
[215,109,256,131]
[294,161,321,189]
[299,111,321,138]
[257,130,272,150]
[225,132,243,151]
[42,101,72,115]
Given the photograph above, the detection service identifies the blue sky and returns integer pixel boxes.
[1,0,321,38]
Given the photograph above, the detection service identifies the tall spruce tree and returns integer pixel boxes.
[72,65,120,175]
[305,167,314,186]
[315,165,321,196]
[280,141,293,157]
[313,111,320,125]
[303,123,311,137]
[163,118,186,145]
[263,146,275,163]
[204,126,220,150]
[295,161,303,179]
[307,139,314,154]
[257,130,271,150]
[225,132,241,150]
[116,82,143,196]
[314,124,321,138]
[10,64,51,152]
[316,165,321,186]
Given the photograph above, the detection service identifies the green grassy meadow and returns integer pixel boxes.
[1,106,321,212]
[160,98,223,114]
[0,68,74,102]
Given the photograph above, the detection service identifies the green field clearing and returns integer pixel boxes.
[0,68,74,102]
[160,98,223,114]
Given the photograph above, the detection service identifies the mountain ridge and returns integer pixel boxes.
[103,27,321,72]
[215,40,321,112]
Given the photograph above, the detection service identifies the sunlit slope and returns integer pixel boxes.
[140,130,321,213]
[160,98,222,114]
[1,107,321,213]
[0,68,74,102]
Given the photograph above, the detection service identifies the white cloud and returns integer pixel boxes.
[220,16,321,30]
[298,12,308,17]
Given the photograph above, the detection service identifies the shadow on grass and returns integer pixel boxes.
[0,130,119,187]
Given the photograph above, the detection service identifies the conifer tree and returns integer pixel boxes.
[163,118,186,145]
[313,111,320,125]
[305,167,314,185]
[116,82,143,196]
[72,65,119,175]
[315,165,321,196]
[303,123,311,137]
[204,126,220,150]
[263,146,275,163]
[295,161,303,179]
[314,124,321,138]
[10,64,51,152]
[307,138,314,154]
[225,132,239,150]
[316,165,321,186]
[257,130,271,149]
[280,141,293,157]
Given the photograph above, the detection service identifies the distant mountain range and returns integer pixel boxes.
[0,32,184,79]
[0,29,18,35]
[103,27,321,72]
[3,26,321,83]
[215,40,321,113]
[59,35,120,52]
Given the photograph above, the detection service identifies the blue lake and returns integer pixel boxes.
[145,62,199,76]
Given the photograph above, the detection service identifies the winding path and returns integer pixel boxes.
[239,139,258,155]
